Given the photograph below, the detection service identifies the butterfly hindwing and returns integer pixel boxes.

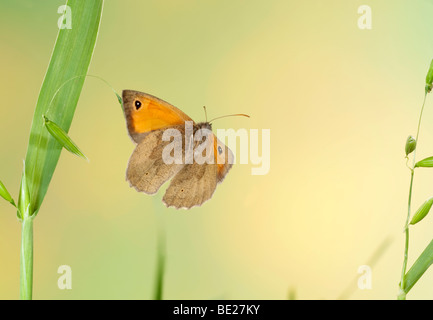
[213,135,234,183]
[163,161,218,209]
[162,131,229,209]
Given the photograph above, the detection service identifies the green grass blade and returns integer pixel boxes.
[288,287,296,300]
[402,239,433,295]
[415,156,433,168]
[426,59,433,93]
[17,161,31,220]
[22,0,103,215]
[43,115,88,161]
[0,179,16,207]
[153,231,166,300]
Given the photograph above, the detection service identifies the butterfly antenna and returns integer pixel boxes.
[208,113,250,123]
[203,106,208,123]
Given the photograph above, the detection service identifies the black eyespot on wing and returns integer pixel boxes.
[134,100,142,110]
[218,146,223,155]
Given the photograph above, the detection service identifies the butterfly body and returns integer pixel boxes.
[122,90,233,209]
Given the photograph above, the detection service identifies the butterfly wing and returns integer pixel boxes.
[122,90,193,143]
[127,126,185,194]
[162,133,233,209]
[122,90,234,209]
[163,161,218,209]
[214,135,234,183]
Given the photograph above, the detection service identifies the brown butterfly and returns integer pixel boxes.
[122,90,247,209]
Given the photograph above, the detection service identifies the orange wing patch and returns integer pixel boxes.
[213,134,233,183]
[132,95,193,132]
[122,90,193,143]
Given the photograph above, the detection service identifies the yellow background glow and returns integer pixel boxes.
[1,0,433,299]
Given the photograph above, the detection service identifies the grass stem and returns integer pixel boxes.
[19,217,33,300]
[399,93,428,299]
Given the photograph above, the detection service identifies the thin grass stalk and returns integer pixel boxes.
[19,217,33,300]
[152,193,166,300]
[399,93,428,300]
[153,241,165,300]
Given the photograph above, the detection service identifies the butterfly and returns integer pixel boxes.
[122,90,247,209]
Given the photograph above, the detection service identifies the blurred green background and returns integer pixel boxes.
[2,0,433,299]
